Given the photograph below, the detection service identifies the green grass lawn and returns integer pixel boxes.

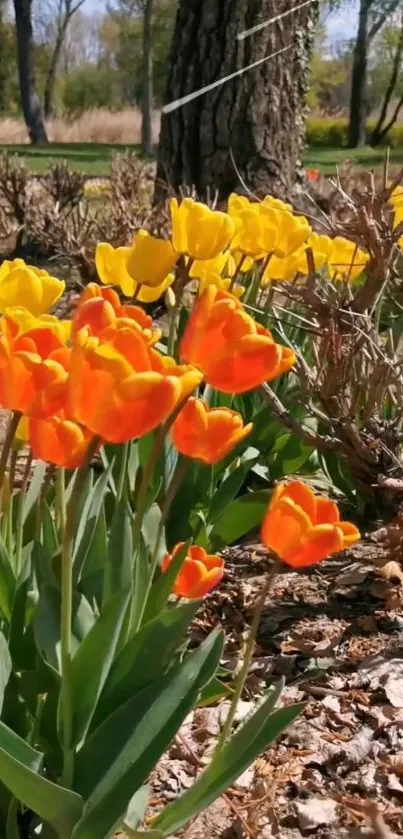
[0,142,141,176]
[304,145,403,174]
[0,141,402,177]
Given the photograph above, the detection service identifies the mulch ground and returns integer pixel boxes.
[150,535,403,839]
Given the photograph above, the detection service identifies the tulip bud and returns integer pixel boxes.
[165,287,176,310]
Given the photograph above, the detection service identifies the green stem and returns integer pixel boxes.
[167,304,178,357]
[14,450,33,580]
[60,438,99,788]
[134,457,190,631]
[0,412,21,518]
[216,558,281,752]
[117,442,130,503]
[228,254,246,293]
[132,396,190,543]
[4,449,17,550]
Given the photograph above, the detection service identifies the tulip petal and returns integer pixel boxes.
[285,524,344,568]
[315,496,340,525]
[338,521,361,546]
[261,496,312,558]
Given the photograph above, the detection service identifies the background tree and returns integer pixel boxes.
[157,0,319,199]
[370,11,403,143]
[13,0,48,143]
[142,0,154,154]
[36,0,88,118]
[348,0,402,147]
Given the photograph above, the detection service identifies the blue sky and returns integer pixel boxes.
[84,0,359,42]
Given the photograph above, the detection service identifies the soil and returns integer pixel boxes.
[149,537,403,839]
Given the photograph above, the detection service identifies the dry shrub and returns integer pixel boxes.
[0,108,161,146]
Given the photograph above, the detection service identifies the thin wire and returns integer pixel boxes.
[162,43,296,114]
[238,0,319,41]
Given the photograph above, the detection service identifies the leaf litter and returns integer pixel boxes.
[147,536,403,838]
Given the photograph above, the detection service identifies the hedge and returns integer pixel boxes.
[306,117,403,148]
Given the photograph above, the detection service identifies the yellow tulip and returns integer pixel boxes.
[4,307,71,342]
[198,271,245,299]
[190,252,233,279]
[171,198,235,260]
[263,195,293,214]
[261,204,311,258]
[15,415,30,448]
[136,273,175,303]
[261,252,305,287]
[126,230,178,288]
[229,204,278,259]
[232,251,255,273]
[329,237,369,281]
[306,232,334,272]
[95,243,134,297]
[0,260,65,315]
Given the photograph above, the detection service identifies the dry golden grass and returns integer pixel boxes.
[0,108,161,145]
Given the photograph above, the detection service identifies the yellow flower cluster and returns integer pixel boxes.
[91,194,369,304]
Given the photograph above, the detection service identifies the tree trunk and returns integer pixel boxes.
[348,0,370,149]
[0,1,8,112]
[156,0,319,200]
[13,0,48,144]
[142,0,154,155]
[44,26,67,119]
[371,12,403,146]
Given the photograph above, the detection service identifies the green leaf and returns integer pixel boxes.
[196,677,232,708]
[72,631,223,839]
[209,455,259,524]
[209,490,270,551]
[124,786,149,831]
[73,465,113,583]
[0,538,15,623]
[154,694,304,835]
[0,633,11,714]
[129,533,151,633]
[69,592,130,746]
[78,506,108,606]
[34,584,95,673]
[92,602,198,729]
[22,461,47,524]
[0,721,83,836]
[42,501,59,558]
[142,542,190,625]
[103,498,133,604]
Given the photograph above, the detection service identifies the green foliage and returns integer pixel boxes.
[306,116,403,147]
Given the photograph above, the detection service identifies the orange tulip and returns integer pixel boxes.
[162,543,224,598]
[74,284,157,343]
[0,316,70,417]
[29,416,95,470]
[261,481,360,569]
[68,322,202,443]
[180,286,295,394]
[173,397,252,464]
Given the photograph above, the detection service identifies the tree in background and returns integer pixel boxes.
[142,0,154,153]
[370,10,403,143]
[109,0,176,150]
[13,0,48,143]
[157,0,319,199]
[348,0,402,147]
[37,0,88,118]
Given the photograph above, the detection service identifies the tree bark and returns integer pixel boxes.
[142,0,154,155]
[0,0,8,112]
[156,0,319,201]
[348,0,370,148]
[13,0,48,144]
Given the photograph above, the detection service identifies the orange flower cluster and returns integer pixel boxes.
[0,260,294,469]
